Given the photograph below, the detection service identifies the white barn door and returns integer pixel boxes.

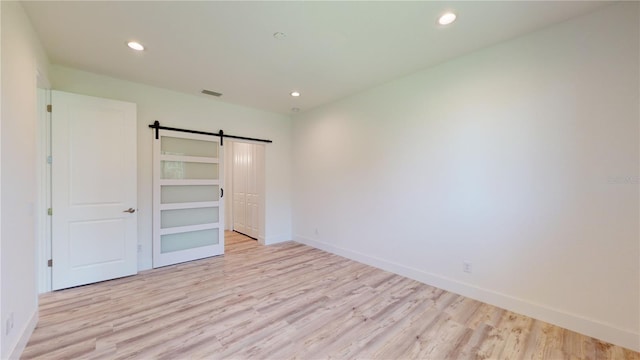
[153,130,224,268]
[51,91,138,290]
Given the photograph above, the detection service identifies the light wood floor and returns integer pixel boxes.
[23,231,638,359]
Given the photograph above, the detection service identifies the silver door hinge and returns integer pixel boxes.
[46,104,52,113]
[46,156,52,164]
[47,208,52,216]
[47,259,52,267]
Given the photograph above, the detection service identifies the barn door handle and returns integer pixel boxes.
[220,188,224,198]
[123,208,136,213]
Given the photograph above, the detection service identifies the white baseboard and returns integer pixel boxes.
[8,309,38,360]
[295,234,639,352]
[264,233,292,245]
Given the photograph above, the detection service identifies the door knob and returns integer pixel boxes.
[123,208,136,213]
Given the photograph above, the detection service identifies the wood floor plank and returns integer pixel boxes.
[22,231,639,359]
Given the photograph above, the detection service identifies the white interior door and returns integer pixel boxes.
[51,91,138,290]
[153,130,224,268]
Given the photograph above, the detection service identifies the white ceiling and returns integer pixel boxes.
[23,1,609,115]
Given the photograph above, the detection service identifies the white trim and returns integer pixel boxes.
[295,234,640,352]
[8,310,38,360]
[264,233,291,245]
[257,144,266,245]
[36,87,51,294]
[224,140,234,231]
[36,67,50,89]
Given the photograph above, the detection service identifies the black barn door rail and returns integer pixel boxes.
[148,120,273,146]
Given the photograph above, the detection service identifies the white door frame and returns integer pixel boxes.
[224,140,234,232]
[36,72,52,294]
[37,89,139,292]
[225,139,266,245]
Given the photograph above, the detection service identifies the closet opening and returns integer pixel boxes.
[224,140,266,244]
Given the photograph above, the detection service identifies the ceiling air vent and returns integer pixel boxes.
[201,89,223,97]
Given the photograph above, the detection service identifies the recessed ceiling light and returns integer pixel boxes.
[437,12,457,26]
[273,32,287,40]
[291,107,300,112]
[290,91,301,97]
[127,41,145,51]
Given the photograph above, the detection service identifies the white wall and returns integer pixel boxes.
[51,66,293,270]
[292,2,639,351]
[1,2,50,358]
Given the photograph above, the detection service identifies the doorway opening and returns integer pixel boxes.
[225,230,259,254]
[223,140,266,244]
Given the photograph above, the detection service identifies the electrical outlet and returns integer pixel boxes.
[314,228,319,236]
[137,244,142,253]
[463,261,472,273]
